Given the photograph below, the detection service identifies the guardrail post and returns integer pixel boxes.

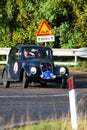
[75,55,77,65]
[6,55,8,63]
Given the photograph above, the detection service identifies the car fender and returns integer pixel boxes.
[54,66,69,77]
[22,65,30,76]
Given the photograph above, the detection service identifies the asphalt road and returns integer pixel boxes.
[0,70,87,129]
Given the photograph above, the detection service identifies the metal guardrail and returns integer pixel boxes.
[0,48,87,65]
[53,48,87,65]
[0,48,11,64]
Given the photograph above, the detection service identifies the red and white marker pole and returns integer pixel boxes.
[68,76,78,130]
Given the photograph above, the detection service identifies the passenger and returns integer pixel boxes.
[23,49,29,58]
[37,51,42,58]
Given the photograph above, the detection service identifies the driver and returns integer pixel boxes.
[37,51,42,58]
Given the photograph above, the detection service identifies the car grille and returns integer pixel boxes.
[40,62,53,72]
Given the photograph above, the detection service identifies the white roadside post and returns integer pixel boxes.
[68,76,78,130]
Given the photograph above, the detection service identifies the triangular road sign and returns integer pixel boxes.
[36,20,54,36]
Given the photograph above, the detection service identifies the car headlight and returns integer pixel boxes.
[30,67,37,74]
[60,67,66,74]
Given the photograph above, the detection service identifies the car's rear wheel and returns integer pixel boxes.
[3,70,10,88]
[23,71,28,88]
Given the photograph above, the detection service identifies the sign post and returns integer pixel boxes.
[68,76,78,130]
[36,20,55,44]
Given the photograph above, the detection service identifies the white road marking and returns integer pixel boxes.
[0,91,87,98]
[0,94,68,98]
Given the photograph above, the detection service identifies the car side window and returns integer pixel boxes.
[8,48,15,64]
[15,49,21,59]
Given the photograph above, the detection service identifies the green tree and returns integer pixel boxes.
[0,0,87,48]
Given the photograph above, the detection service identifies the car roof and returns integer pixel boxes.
[15,45,52,50]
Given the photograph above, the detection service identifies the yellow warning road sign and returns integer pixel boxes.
[36,20,55,42]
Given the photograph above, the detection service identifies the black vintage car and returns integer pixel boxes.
[2,45,69,88]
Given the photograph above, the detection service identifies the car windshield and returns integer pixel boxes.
[23,47,52,60]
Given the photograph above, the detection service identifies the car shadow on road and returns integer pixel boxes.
[29,83,61,89]
[0,82,3,85]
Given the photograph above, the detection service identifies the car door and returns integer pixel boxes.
[8,48,22,80]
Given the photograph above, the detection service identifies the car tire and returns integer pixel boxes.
[3,70,10,88]
[23,71,28,88]
[60,78,67,88]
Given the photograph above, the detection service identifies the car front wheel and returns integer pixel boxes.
[3,70,10,88]
[60,78,67,88]
[40,81,47,87]
[22,71,28,88]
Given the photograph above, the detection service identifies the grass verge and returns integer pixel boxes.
[12,118,87,130]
